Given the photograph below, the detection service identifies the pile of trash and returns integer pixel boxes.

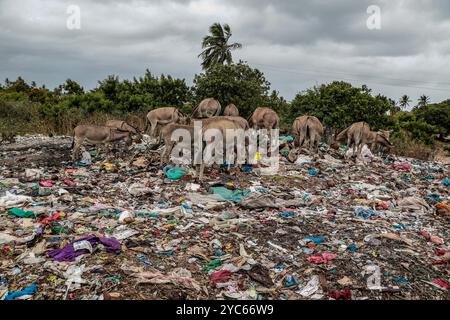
[0,135,449,300]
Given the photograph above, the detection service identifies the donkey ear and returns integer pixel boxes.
[378,134,392,146]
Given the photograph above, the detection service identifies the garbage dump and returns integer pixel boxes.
[0,134,449,300]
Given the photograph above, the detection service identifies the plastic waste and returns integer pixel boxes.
[8,208,36,218]
[165,166,187,180]
[0,192,32,208]
[5,284,38,300]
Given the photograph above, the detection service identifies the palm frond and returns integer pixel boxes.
[199,23,242,70]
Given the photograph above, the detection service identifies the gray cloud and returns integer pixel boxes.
[0,0,449,105]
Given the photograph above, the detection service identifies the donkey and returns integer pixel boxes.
[292,115,324,153]
[72,125,132,161]
[144,107,186,139]
[191,98,221,118]
[223,103,239,117]
[335,122,392,157]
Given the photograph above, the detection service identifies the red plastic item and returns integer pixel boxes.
[307,253,337,264]
[432,279,449,290]
[63,179,75,186]
[210,270,232,286]
[329,287,352,300]
[39,180,55,187]
[40,212,61,225]
[393,163,412,171]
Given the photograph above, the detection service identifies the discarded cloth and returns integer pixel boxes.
[210,270,232,286]
[426,194,441,203]
[5,284,38,300]
[304,236,325,245]
[393,163,412,171]
[129,267,201,291]
[354,207,378,219]
[47,235,121,262]
[0,192,32,208]
[329,287,352,300]
[432,279,449,290]
[39,180,54,187]
[307,253,337,264]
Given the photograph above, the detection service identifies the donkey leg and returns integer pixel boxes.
[150,120,158,139]
[72,141,81,161]
[199,163,205,181]
[309,135,315,153]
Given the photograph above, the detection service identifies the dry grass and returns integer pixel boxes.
[10,112,147,136]
[432,142,450,164]
[390,134,436,161]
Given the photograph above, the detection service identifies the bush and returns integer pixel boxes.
[0,98,46,137]
[192,61,270,118]
[390,129,436,160]
[0,71,448,157]
[412,100,450,137]
[392,112,438,145]
[95,70,191,112]
[290,81,391,130]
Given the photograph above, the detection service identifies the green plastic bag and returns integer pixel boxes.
[203,259,222,271]
[166,167,187,180]
[279,135,294,142]
[210,187,250,203]
[8,208,36,218]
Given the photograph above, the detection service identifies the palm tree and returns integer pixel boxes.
[198,23,242,70]
[399,95,411,110]
[418,95,430,107]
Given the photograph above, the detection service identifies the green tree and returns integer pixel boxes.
[93,70,190,113]
[198,23,242,70]
[413,100,450,137]
[417,95,430,107]
[393,113,438,145]
[290,81,391,130]
[5,77,30,93]
[399,95,411,110]
[58,79,84,96]
[192,61,270,118]
[96,75,121,103]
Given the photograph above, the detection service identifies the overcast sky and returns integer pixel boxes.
[1,0,450,105]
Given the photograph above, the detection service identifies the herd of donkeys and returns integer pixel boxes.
[71,98,392,169]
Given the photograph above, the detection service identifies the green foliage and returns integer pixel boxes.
[417,95,430,107]
[199,23,242,70]
[412,100,450,136]
[94,70,190,112]
[444,144,450,154]
[392,111,438,145]
[193,61,270,118]
[399,95,411,110]
[0,71,190,135]
[390,129,435,160]
[4,77,30,93]
[290,81,391,130]
[0,69,447,152]
[0,97,43,136]
[57,79,84,96]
